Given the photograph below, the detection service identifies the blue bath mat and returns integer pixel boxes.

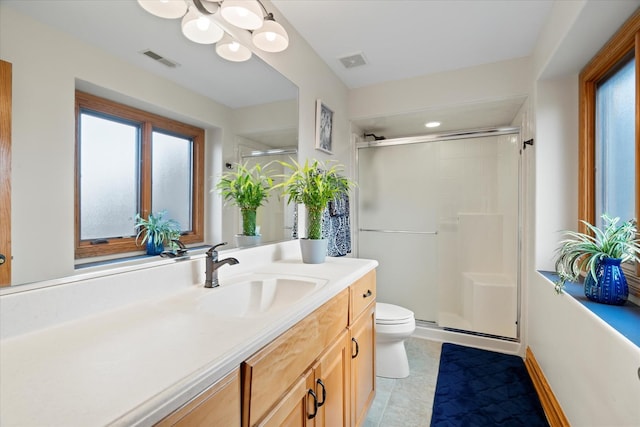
[431,343,549,426]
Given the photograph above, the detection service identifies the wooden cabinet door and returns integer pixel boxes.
[156,368,241,427]
[242,289,348,426]
[257,369,316,427]
[314,329,350,427]
[349,305,376,427]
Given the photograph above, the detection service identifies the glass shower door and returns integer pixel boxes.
[357,142,440,322]
[357,134,520,339]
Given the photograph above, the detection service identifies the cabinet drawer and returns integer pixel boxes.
[242,288,349,426]
[349,270,376,325]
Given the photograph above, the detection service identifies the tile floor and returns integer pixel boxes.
[365,337,443,427]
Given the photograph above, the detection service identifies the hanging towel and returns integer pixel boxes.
[322,192,351,257]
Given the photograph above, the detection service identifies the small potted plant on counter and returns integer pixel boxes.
[134,210,181,255]
[554,214,640,305]
[216,162,273,248]
[275,158,354,264]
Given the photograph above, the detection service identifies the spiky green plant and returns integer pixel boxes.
[134,210,181,247]
[554,214,640,293]
[274,159,354,240]
[216,162,273,236]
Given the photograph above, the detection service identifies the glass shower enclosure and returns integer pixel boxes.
[356,129,520,339]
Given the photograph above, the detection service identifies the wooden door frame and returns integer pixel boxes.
[0,59,11,286]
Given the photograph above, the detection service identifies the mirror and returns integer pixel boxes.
[1,1,298,286]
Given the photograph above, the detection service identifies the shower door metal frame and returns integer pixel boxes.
[354,126,523,341]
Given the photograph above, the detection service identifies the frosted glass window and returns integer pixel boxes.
[151,131,193,231]
[595,57,636,226]
[79,112,139,240]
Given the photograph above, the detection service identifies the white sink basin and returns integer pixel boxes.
[195,275,327,317]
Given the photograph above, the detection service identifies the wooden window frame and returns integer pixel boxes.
[579,10,640,296]
[75,91,204,258]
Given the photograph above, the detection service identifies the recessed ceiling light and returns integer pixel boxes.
[425,121,441,128]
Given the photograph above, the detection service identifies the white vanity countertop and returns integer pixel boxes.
[0,256,377,427]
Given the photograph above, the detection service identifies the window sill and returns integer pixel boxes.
[539,271,640,347]
[75,245,210,270]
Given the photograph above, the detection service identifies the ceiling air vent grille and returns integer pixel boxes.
[338,52,367,69]
[141,49,180,68]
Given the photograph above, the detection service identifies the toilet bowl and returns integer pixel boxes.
[375,302,416,378]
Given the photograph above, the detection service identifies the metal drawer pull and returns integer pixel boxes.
[363,289,372,298]
[316,379,326,407]
[307,389,318,419]
[351,337,359,359]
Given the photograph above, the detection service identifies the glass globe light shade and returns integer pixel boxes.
[182,8,224,44]
[216,34,252,62]
[137,0,187,19]
[252,19,289,53]
[220,0,264,30]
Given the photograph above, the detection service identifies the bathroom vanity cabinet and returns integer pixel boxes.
[242,270,376,427]
[156,368,241,426]
[348,272,376,427]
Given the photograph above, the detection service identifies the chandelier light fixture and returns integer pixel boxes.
[137,0,289,62]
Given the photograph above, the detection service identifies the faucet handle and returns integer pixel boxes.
[206,242,228,257]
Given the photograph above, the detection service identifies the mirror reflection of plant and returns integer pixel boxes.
[216,162,273,236]
[134,210,181,248]
[167,229,182,250]
[554,214,640,293]
[275,159,355,240]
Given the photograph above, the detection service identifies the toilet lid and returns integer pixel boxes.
[376,302,414,324]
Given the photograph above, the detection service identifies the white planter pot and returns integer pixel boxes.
[299,238,328,264]
[235,234,261,248]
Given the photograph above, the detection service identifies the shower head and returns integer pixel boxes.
[364,133,386,141]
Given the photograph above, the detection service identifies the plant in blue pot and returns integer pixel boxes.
[554,214,640,305]
[134,210,181,256]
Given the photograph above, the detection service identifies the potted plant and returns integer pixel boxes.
[216,162,273,248]
[134,210,181,255]
[554,214,640,305]
[275,159,354,264]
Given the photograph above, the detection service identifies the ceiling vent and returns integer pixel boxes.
[141,49,180,68]
[339,52,367,69]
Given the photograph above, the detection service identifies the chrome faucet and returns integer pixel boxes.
[204,242,239,288]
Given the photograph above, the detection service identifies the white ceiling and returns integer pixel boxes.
[3,0,556,135]
[272,0,554,89]
[272,0,554,137]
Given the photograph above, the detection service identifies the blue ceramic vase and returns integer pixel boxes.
[584,257,628,305]
[146,235,164,256]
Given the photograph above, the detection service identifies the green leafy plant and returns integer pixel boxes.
[554,214,640,293]
[134,210,181,248]
[274,159,354,240]
[216,162,273,236]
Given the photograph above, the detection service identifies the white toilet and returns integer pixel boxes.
[375,302,416,378]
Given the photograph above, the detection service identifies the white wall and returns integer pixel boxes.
[349,56,532,122]
[528,273,640,424]
[533,75,579,271]
[527,1,640,425]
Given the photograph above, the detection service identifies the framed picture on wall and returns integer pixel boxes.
[315,99,333,154]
